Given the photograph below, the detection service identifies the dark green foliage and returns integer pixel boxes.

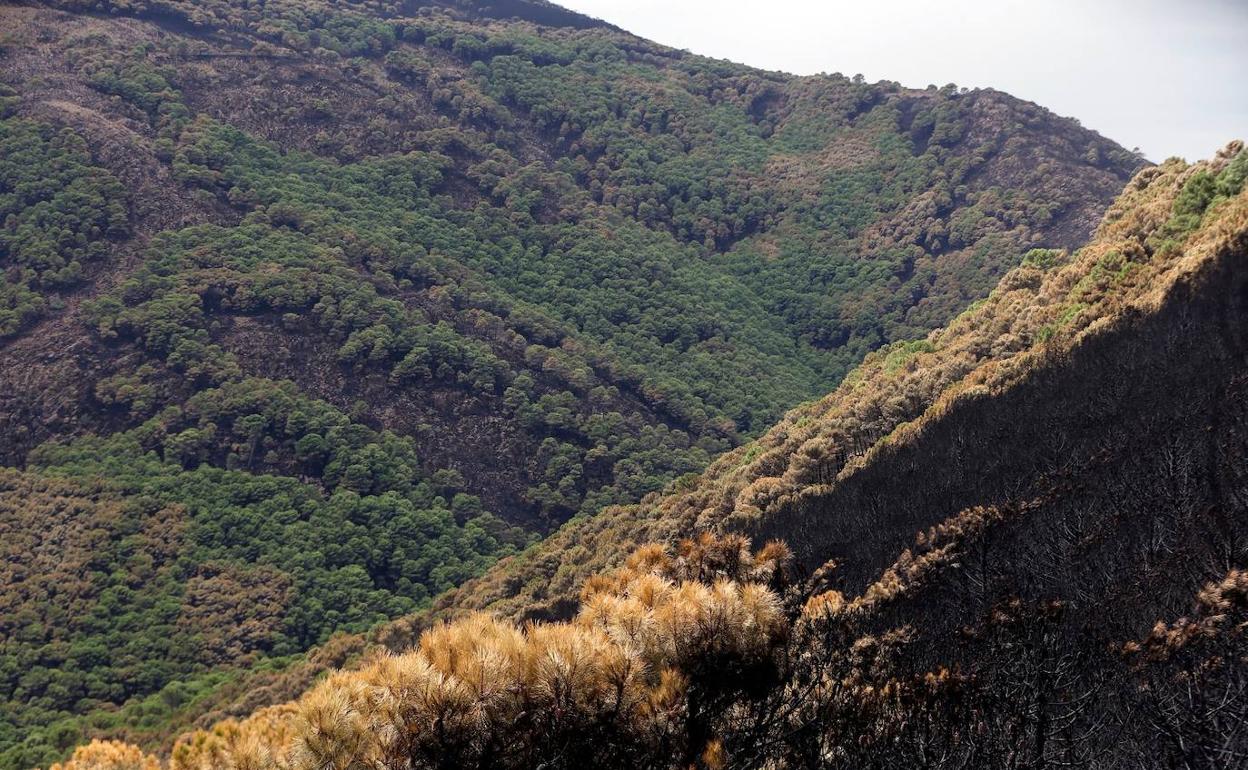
[0,117,128,335]
[153,115,832,433]
[1020,248,1066,270]
[1148,152,1248,256]
[33,379,531,641]
[0,378,533,766]
[83,205,715,518]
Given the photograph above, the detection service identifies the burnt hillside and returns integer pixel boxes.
[71,142,1248,769]
[0,0,1163,765]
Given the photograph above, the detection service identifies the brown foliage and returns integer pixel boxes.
[166,536,789,770]
[48,740,161,770]
[178,563,294,666]
[0,469,184,646]
[1126,569,1248,662]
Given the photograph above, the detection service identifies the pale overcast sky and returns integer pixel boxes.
[556,0,1246,162]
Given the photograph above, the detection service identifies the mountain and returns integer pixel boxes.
[0,0,1161,765]
[68,141,1247,770]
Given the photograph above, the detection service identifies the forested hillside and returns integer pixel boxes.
[71,142,1246,769]
[0,0,1153,765]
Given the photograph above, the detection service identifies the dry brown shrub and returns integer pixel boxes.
[48,740,161,770]
[166,537,788,770]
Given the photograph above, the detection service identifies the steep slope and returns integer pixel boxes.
[392,140,1248,631]
[0,0,1150,764]
[109,142,1248,768]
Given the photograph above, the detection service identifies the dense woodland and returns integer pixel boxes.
[0,0,1232,767]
